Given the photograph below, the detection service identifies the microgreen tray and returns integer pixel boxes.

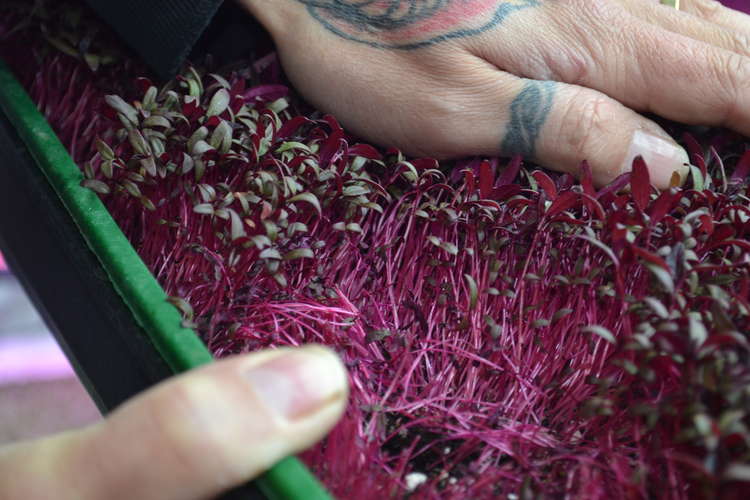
[0,58,331,500]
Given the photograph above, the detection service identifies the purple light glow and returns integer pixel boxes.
[0,337,74,385]
[722,0,749,14]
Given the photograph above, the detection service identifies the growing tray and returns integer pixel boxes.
[0,58,331,500]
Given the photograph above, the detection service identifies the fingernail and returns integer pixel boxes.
[670,163,691,188]
[624,131,689,188]
[244,346,347,421]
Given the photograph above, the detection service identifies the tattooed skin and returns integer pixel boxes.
[501,81,556,157]
[295,1,553,158]
[295,0,540,49]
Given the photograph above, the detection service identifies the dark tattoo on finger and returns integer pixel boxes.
[501,81,556,157]
[295,0,540,49]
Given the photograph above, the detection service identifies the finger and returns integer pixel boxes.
[512,79,690,188]
[406,62,688,188]
[616,0,750,57]
[521,2,750,137]
[0,345,348,500]
[680,0,750,35]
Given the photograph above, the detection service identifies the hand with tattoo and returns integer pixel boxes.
[240,0,750,188]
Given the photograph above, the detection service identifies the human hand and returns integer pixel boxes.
[241,0,750,188]
[0,345,348,500]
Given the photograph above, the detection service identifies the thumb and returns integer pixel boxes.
[0,345,348,500]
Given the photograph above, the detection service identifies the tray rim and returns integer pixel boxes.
[0,58,331,500]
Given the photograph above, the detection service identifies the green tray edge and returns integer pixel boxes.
[0,59,332,500]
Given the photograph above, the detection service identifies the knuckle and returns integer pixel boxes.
[689,0,724,22]
[716,52,750,123]
[561,91,615,158]
[542,44,592,86]
[546,0,626,81]
[560,0,610,15]
[559,0,627,25]
[723,52,750,79]
[729,32,750,58]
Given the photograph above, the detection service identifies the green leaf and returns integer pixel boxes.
[693,414,712,435]
[288,192,322,216]
[283,248,314,260]
[366,329,392,343]
[191,140,214,156]
[142,86,158,110]
[291,222,310,235]
[552,308,573,323]
[128,128,150,155]
[583,325,617,345]
[101,160,114,179]
[268,98,289,114]
[95,138,115,161]
[104,95,138,125]
[264,220,279,241]
[484,315,502,339]
[166,296,194,320]
[645,263,675,294]
[554,275,571,286]
[724,464,750,482]
[193,203,214,215]
[228,209,246,241]
[81,179,110,195]
[259,248,282,260]
[276,141,311,153]
[643,296,669,319]
[140,156,157,177]
[140,196,156,211]
[194,159,206,181]
[122,180,141,198]
[181,153,195,174]
[342,185,370,197]
[206,88,230,117]
[273,272,288,287]
[718,410,745,432]
[689,164,704,191]
[399,161,419,182]
[442,241,459,255]
[688,312,708,346]
[577,234,619,267]
[187,126,209,153]
[214,208,229,220]
[143,115,171,129]
[464,274,478,310]
[250,235,272,249]
[209,120,233,153]
[197,184,217,203]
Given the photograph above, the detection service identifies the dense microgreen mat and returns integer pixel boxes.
[2,1,750,498]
